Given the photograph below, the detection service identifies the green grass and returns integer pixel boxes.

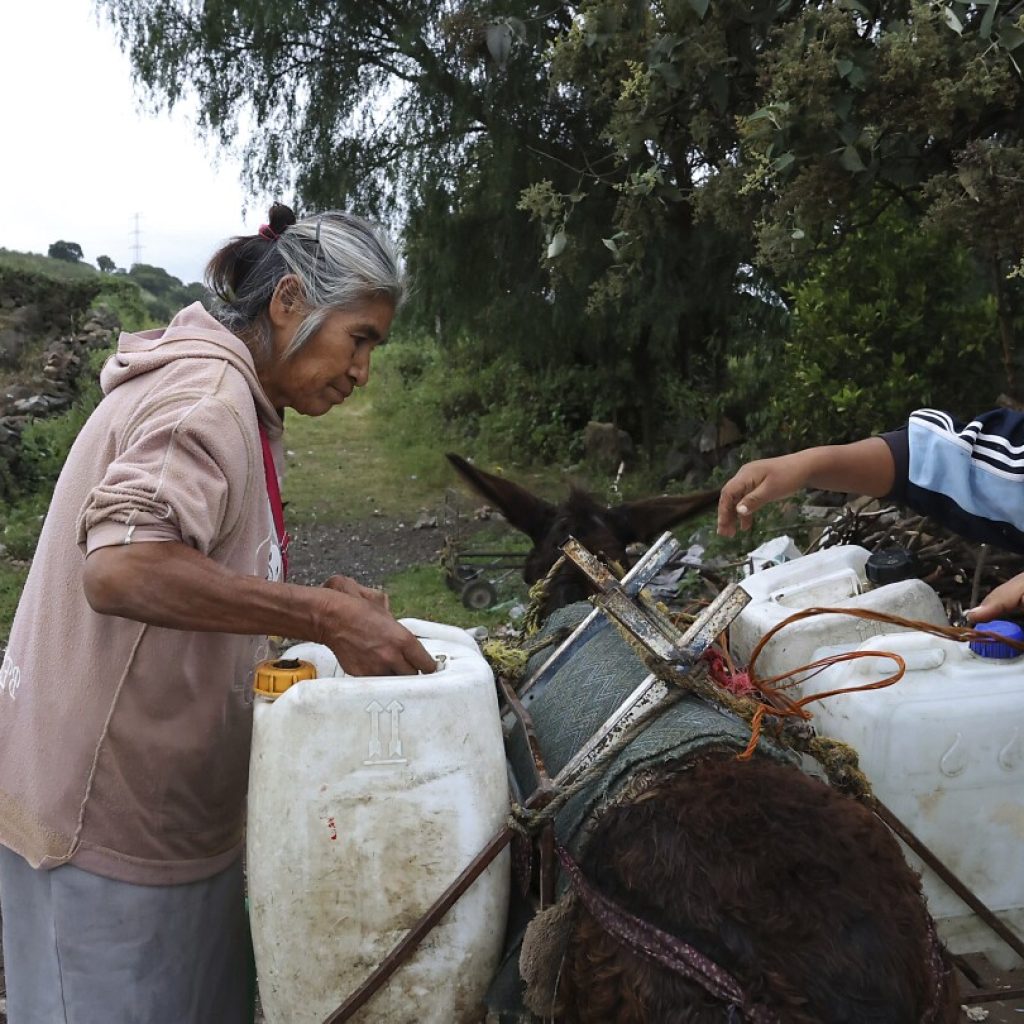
[281,395,537,625]
[280,393,450,521]
[0,562,29,640]
[385,564,528,630]
[0,248,100,280]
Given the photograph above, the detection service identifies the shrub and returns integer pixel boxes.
[753,207,1001,450]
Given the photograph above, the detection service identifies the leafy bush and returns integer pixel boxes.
[126,264,208,323]
[5,348,110,556]
[95,277,155,332]
[373,329,620,468]
[2,495,51,562]
[752,207,1002,450]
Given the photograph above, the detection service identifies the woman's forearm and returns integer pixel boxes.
[82,541,435,675]
[84,541,328,638]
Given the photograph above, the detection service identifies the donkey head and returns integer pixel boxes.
[446,453,719,616]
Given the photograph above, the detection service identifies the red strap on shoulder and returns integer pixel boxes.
[258,424,290,580]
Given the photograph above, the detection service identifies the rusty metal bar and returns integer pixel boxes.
[617,531,682,590]
[555,673,668,784]
[670,583,750,667]
[325,723,564,1022]
[496,673,554,795]
[553,583,751,789]
[516,532,682,705]
[518,610,601,707]
[562,541,750,672]
[950,952,984,988]
[322,821,515,1023]
[873,799,1024,965]
[563,537,685,654]
[961,987,1024,1004]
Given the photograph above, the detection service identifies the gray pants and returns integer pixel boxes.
[0,846,251,1024]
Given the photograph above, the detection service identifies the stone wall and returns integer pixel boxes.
[0,271,119,500]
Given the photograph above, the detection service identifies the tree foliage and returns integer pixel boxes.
[48,240,84,263]
[98,0,1024,458]
[126,262,207,321]
[753,205,999,448]
[737,0,1024,271]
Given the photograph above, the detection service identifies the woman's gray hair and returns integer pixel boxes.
[206,208,405,366]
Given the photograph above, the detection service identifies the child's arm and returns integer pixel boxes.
[717,437,895,537]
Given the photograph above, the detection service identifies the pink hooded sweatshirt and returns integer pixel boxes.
[0,303,285,885]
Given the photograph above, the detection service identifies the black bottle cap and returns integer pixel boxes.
[865,546,918,585]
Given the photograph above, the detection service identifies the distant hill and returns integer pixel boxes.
[0,247,103,282]
[0,248,209,325]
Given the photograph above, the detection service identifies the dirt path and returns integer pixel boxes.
[286,515,445,588]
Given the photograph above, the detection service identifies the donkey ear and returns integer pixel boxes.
[609,489,720,544]
[446,453,557,544]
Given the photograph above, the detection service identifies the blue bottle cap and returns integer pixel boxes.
[969,620,1024,659]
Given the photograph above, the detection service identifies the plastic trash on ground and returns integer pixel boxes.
[743,535,803,575]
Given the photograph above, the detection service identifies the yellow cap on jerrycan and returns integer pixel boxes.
[253,658,317,700]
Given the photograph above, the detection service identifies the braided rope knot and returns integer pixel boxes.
[507,802,558,838]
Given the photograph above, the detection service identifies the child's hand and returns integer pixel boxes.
[717,453,816,537]
[966,572,1024,623]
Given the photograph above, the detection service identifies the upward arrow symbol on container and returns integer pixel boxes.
[363,699,409,766]
[366,700,384,760]
[387,700,404,758]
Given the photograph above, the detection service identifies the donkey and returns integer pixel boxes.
[447,454,959,1024]
[445,453,719,618]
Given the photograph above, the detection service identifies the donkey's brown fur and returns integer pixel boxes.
[447,454,959,1023]
[556,759,959,1024]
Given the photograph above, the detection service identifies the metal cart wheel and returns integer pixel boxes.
[446,565,479,590]
[461,579,498,610]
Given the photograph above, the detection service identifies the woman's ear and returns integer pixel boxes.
[269,274,304,326]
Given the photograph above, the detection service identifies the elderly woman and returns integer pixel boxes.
[0,205,434,1022]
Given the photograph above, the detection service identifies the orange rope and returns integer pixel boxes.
[733,608,1023,760]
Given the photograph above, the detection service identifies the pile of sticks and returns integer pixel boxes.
[806,501,1024,621]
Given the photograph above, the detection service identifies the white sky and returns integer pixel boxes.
[1,0,275,284]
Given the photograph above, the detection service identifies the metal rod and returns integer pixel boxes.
[873,799,1024,964]
[496,674,554,793]
[324,764,565,1022]
[950,952,984,989]
[516,533,681,704]
[554,673,668,784]
[322,823,515,1023]
[961,987,1024,1004]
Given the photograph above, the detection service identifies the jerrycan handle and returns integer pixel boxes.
[768,568,862,606]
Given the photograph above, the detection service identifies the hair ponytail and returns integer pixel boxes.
[205,203,402,366]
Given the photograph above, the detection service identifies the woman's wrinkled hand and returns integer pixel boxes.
[313,587,435,677]
[322,573,390,611]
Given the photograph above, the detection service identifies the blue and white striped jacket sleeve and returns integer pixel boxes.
[881,408,1024,553]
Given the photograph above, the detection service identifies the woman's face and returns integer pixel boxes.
[260,284,394,416]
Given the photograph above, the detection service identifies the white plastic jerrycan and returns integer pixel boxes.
[730,545,948,691]
[811,623,1024,968]
[247,619,511,1024]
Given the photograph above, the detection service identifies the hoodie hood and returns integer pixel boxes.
[101,302,282,436]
